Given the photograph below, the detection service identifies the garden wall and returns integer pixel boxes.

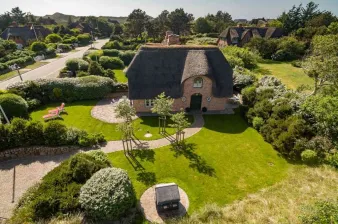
[0,146,82,162]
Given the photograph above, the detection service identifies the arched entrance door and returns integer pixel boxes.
[190,94,202,110]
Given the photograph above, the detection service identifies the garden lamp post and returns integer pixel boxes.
[9,64,23,81]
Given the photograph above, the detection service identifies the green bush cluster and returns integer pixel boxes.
[102,40,139,51]
[0,93,28,120]
[0,50,35,63]
[45,34,63,44]
[103,49,119,57]
[88,50,103,61]
[301,150,318,165]
[118,51,136,66]
[300,199,338,224]
[0,118,105,151]
[9,153,111,223]
[77,34,91,45]
[65,58,89,72]
[0,39,17,58]
[7,76,114,104]
[222,46,259,69]
[99,56,124,69]
[57,43,72,52]
[79,168,135,221]
[30,41,47,53]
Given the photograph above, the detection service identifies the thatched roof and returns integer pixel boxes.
[0,25,51,44]
[219,27,284,39]
[127,45,233,99]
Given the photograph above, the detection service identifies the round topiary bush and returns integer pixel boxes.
[79,168,135,221]
[0,93,28,120]
[30,41,47,52]
[301,150,318,165]
[99,56,124,70]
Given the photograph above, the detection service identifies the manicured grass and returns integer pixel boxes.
[114,69,128,83]
[256,60,314,90]
[30,100,192,141]
[108,113,290,212]
[0,61,48,81]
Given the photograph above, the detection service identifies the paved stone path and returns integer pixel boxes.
[139,185,189,223]
[0,114,204,219]
[101,113,204,153]
[91,98,138,124]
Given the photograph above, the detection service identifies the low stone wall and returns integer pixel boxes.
[0,146,81,162]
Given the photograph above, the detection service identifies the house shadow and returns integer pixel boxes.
[170,143,215,177]
[202,113,248,134]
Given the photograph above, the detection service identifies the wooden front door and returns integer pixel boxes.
[190,94,202,110]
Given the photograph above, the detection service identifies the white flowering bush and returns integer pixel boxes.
[79,168,135,221]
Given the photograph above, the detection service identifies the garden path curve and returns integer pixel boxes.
[0,114,204,219]
[100,113,204,153]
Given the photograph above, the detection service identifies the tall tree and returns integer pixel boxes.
[194,17,212,34]
[10,7,26,24]
[205,11,233,33]
[303,35,338,95]
[170,109,191,142]
[67,16,73,27]
[156,10,170,36]
[168,8,194,35]
[301,1,320,23]
[125,9,149,37]
[0,12,12,32]
[25,12,36,23]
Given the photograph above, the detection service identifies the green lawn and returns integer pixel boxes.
[114,69,128,83]
[30,100,192,141]
[256,60,314,90]
[108,113,290,212]
[0,61,48,81]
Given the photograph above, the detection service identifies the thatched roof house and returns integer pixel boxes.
[127,45,233,112]
[218,26,284,47]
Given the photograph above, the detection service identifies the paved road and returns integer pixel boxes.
[0,39,109,90]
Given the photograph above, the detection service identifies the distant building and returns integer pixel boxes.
[108,19,120,24]
[68,21,94,33]
[217,25,285,47]
[234,19,248,24]
[0,22,51,46]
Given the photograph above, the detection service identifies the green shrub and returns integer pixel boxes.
[44,121,68,146]
[99,56,124,69]
[222,46,258,69]
[253,117,264,131]
[79,168,135,221]
[300,199,338,224]
[88,50,103,61]
[78,133,97,147]
[76,71,89,77]
[0,93,28,120]
[118,51,136,66]
[103,49,119,57]
[241,86,256,107]
[233,70,255,91]
[225,55,244,68]
[66,59,80,72]
[45,34,63,43]
[102,40,122,50]
[47,43,57,50]
[4,56,34,67]
[62,36,78,44]
[244,37,278,59]
[30,41,47,53]
[86,150,111,166]
[9,118,28,147]
[57,43,72,52]
[301,150,318,165]
[7,76,114,104]
[10,153,110,222]
[272,37,306,61]
[105,69,116,80]
[26,121,44,146]
[88,61,105,76]
[77,34,91,45]
[325,153,338,169]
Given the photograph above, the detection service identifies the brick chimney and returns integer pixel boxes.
[163,31,180,45]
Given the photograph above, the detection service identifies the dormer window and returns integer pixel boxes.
[193,77,203,88]
[232,37,239,44]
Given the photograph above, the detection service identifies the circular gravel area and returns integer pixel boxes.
[139,184,189,223]
[91,98,138,124]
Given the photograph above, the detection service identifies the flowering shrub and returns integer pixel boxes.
[79,168,135,221]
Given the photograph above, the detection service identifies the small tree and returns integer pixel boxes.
[114,99,136,152]
[170,109,191,142]
[151,92,174,134]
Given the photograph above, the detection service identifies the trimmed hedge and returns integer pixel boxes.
[30,42,47,53]
[99,56,124,69]
[103,49,119,57]
[9,153,111,223]
[118,51,136,66]
[77,34,91,45]
[0,118,105,151]
[7,76,115,104]
[79,168,135,221]
[0,93,28,120]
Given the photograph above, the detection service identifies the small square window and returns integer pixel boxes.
[193,77,203,88]
[145,99,154,107]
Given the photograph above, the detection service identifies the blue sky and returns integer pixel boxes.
[2,0,338,19]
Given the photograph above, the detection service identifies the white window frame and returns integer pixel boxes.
[193,77,203,88]
[145,99,154,107]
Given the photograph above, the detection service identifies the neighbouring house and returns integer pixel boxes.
[0,22,51,46]
[217,24,284,47]
[68,21,94,33]
[127,45,233,112]
[108,19,120,24]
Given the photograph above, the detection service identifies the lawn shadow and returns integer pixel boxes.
[124,151,145,171]
[136,171,157,186]
[170,143,215,177]
[203,114,247,134]
[254,66,272,76]
[161,131,176,144]
[132,148,156,163]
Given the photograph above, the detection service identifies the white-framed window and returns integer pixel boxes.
[232,37,239,44]
[145,99,154,107]
[193,77,203,88]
